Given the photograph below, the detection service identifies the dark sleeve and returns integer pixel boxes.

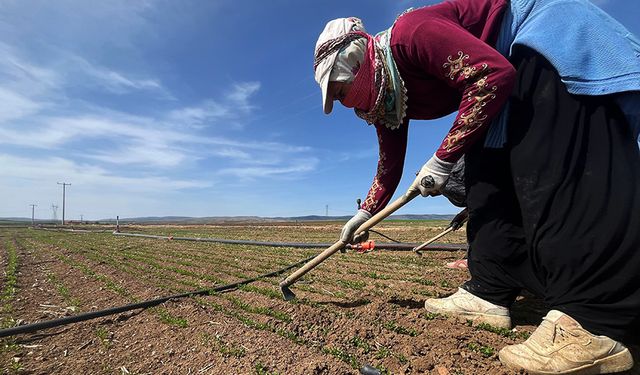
[360,121,409,215]
[407,17,515,162]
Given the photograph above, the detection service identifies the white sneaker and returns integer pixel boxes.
[424,287,511,329]
[499,310,634,374]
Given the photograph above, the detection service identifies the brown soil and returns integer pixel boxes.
[1,225,638,375]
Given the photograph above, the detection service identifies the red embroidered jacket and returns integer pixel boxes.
[361,0,516,215]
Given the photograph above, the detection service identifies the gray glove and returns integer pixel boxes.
[340,209,371,243]
[408,155,455,197]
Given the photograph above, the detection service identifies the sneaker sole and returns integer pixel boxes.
[424,301,511,329]
[500,347,634,375]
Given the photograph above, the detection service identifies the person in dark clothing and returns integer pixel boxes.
[313,0,640,373]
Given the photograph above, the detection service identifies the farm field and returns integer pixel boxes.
[0,221,609,374]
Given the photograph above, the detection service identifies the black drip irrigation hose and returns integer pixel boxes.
[112,231,468,251]
[0,254,316,339]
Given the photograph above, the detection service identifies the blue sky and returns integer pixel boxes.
[1,0,638,220]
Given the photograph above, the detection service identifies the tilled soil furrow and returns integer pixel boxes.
[26,235,470,340]
[36,230,468,293]
[1,235,139,374]
[34,234,361,301]
[7,226,541,374]
[105,239,466,303]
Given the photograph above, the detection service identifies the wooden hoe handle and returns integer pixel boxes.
[279,190,419,291]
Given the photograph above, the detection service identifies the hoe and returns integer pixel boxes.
[279,190,420,300]
[279,194,469,300]
[413,207,468,256]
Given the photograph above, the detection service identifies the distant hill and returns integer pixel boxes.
[2,214,456,225]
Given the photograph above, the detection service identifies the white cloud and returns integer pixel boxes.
[0,111,316,172]
[66,55,170,97]
[218,157,319,180]
[0,154,209,192]
[0,41,169,99]
[227,82,261,112]
[0,42,61,94]
[209,148,252,160]
[84,144,188,168]
[166,82,262,129]
[168,100,231,128]
[0,88,44,123]
[0,7,319,217]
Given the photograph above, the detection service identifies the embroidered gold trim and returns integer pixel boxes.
[362,177,382,212]
[376,151,388,176]
[442,52,497,152]
[443,51,470,80]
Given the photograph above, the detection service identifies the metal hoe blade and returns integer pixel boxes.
[360,365,382,375]
[280,285,296,301]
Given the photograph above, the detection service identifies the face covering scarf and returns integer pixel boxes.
[314,28,407,130]
[329,37,366,83]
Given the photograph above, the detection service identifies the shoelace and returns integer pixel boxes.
[552,325,566,344]
[536,319,570,349]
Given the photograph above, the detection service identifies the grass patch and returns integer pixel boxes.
[383,320,418,336]
[375,346,391,359]
[46,273,82,310]
[439,280,452,288]
[154,307,188,328]
[1,240,19,304]
[336,279,366,290]
[1,239,19,330]
[254,362,280,375]
[239,285,282,300]
[349,336,371,353]
[412,288,437,297]
[198,298,304,345]
[396,353,408,364]
[475,322,530,340]
[95,326,112,348]
[421,312,443,320]
[226,295,291,322]
[410,278,435,286]
[48,251,134,300]
[361,271,390,280]
[238,284,323,308]
[467,342,496,357]
[202,333,246,358]
[322,346,359,369]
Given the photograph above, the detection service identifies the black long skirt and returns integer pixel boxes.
[462,46,640,344]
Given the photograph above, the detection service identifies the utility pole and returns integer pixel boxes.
[80,214,84,223]
[325,204,329,217]
[51,204,58,221]
[57,182,71,225]
[30,204,37,226]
